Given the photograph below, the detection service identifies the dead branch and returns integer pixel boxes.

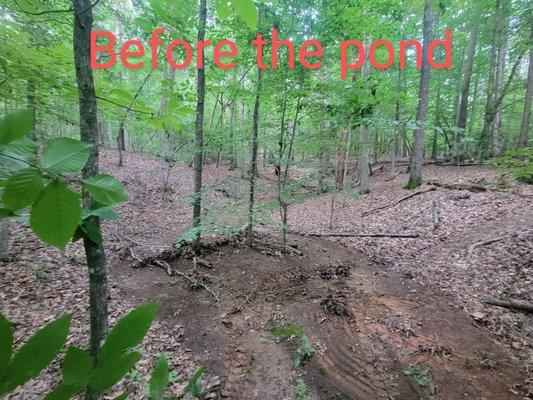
[467,237,505,257]
[362,186,436,216]
[193,256,213,269]
[484,298,533,313]
[301,232,420,238]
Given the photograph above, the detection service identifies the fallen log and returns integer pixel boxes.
[427,181,488,192]
[362,186,436,216]
[301,232,420,238]
[467,237,504,257]
[484,298,533,313]
[432,200,440,231]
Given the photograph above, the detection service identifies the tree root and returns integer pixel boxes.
[467,237,505,257]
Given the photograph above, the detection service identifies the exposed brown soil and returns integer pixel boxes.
[115,232,528,399]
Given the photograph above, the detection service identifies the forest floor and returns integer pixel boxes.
[1,149,532,399]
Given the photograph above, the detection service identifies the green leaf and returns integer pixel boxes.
[82,174,128,205]
[89,303,159,392]
[0,315,13,377]
[215,0,232,19]
[80,220,103,244]
[0,138,38,175]
[30,181,82,249]
[41,138,91,175]
[0,208,15,220]
[185,366,207,397]
[88,352,142,392]
[2,168,44,211]
[0,315,71,395]
[0,110,34,145]
[233,0,258,30]
[148,355,170,400]
[61,347,93,386]
[113,393,129,400]
[82,204,119,221]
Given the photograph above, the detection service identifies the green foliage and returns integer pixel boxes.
[215,0,258,29]
[491,148,532,184]
[403,364,436,395]
[184,366,207,398]
[0,304,166,399]
[89,303,159,392]
[0,111,128,250]
[29,181,81,249]
[148,355,170,400]
[294,378,309,400]
[0,110,34,145]
[82,174,129,205]
[41,138,91,175]
[294,335,316,367]
[0,315,71,396]
[269,324,305,340]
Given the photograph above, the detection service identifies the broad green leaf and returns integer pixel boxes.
[80,220,103,244]
[113,393,129,400]
[0,315,71,395]
[41,138,91,175]
[0,208,15,219]
[30,181,82,249]
[233,0,258,30]
[215,0,232,19]
[89,352,142,392]
[0,110,34,145]
[82,204,119,221]
[98,303,159,364]
[3,168,44,211]
[82,174,128,205]
[61,347,93,386]
[149,355,170,400]
[0,315,13,377]
[0,138,38,175]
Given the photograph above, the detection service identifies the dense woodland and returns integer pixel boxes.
[0,0,532,399]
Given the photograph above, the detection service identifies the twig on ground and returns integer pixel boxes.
[432,200,440,231]
[467,237,505,257]
[362,186,436,216]
[299,232,420,238]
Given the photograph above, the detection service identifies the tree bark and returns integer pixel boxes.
[0,220,8,259]
[26,79,36,140]
[247,64,262,246]
[72,1,108,399]
[192,0,207,252]
[407,0,433,189]
[517,26,533,148]
[456,17,479,159]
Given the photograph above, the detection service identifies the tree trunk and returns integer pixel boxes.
[432,85,442,159]
[72,1,108,399]
[407,0,433,189]
[456,17,479,160]
[517,26,533,148]
[247,65,263,246]
[492,10,509,157]
[27,79,36,140]
[192,0,207,252]
[0,220,8,259]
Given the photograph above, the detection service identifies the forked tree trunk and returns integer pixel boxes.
[517,26,533,148]
[407,0,433,189]
[72,1,108,399]
[192,0,207,252]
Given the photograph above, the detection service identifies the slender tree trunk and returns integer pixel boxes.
[0,221,8,259]
[358,45,371,190]
[247,66,263,246]
[27,79,36,140]
[432,86,442,159]
[192,0,207,252]
[72,1,108,399]
[407,0,433,189]
[517,26,533,148]
[467,68,480,139]
[492,11,509,157]
[456,18,479,160]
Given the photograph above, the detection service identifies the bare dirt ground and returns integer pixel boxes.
[1,149,531,399]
